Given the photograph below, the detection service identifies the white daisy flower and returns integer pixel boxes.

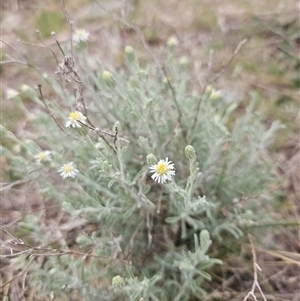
[58,162,79,179]
[35,151,52,164]
[149,157,175,184]
[6,88,19,99]
[167,36,178,48]
[66,111,87,128]
[210,89,222,100]
[72,29,89,43]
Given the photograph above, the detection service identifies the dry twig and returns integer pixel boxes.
[243,234,267,301]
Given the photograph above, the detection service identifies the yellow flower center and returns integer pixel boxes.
[63,164,73,173]
[38,152,47,161]
[76,30,84,38]
[156,162,168,176]
[69,111,80,121]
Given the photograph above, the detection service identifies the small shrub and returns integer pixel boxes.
[1,15,281,301]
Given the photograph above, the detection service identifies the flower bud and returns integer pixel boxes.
[102,70,116,88]
[112,275,125,289]
[185,145,196,160]
[102,160,110,172]
[210,89,222,100]
[200,229,211,248]
[125,46,136,62]
[179,56,189,69]
[21,84,30,92]
[205,85,213,94]
[163,76,172,89]
[147,153,158,166]
[21,84,37,98]
[138,69,148,80]
[167,36,178,50]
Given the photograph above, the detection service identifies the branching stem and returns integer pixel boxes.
[243,234,267,301]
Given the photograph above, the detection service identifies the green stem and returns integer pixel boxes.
[86,135,105,158]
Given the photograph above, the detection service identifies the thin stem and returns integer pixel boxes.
[243,234,267,301]
[85,134,105,158]
[190,84,207,134]
[18,38,59,66]
[38,85,70,135]
[61,0,74,56]
[210,38,248,84]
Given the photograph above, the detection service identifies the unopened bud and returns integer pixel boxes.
[102,70,116,88]
[102,160,110,172]
[210,89,222,100]
[21,85,38,100]
[200,229,211,248]
[185,145,196,160]
[125,46,136,62]
[167,36,178,49]
[163,76,172,88]
[138,69,148,80]
[179,56,189,69]
[147,153,158,166]
[205,85,213,94]
[112,275,125,289]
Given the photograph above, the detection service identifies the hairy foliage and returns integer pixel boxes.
[1,27,281,301]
